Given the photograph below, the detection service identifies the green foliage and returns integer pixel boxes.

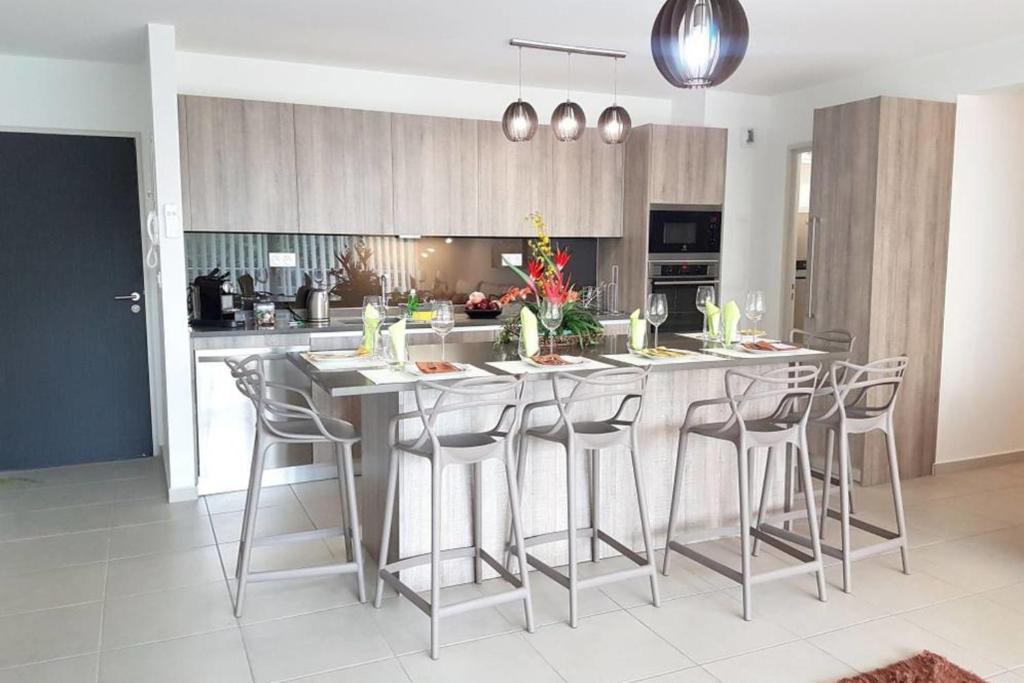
[497,301,603,347]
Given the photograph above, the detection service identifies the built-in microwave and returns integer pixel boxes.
[648,209,722,257]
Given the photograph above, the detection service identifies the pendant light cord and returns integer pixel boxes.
[613,58,619,105]
[566,53,572,101]
[517,46,523,100]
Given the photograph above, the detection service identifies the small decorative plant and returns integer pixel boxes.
[497,213,603,347]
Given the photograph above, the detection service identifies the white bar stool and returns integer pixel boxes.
[226,354,366,618]
[511,367,660,628]
[374,375,534,660]
[663,365,827,621]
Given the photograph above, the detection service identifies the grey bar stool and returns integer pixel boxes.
[227,355,366,618]
[374,375,533,661]
[781,357,911,593]
[663,365,827,621]
[511,367,660,628]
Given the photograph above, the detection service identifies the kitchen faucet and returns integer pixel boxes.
[379,273,391,312]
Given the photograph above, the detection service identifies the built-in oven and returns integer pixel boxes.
[648,260,720,333]
[648,208,722,258]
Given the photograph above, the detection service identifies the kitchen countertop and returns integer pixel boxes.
[190,311,629,338]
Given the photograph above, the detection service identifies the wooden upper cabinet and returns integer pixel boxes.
[648,125,727,205]
[549,132,624,237]
[477,121,551,236]
[181,96,299,232]
[294,106,394,235]
[391,114,478,236]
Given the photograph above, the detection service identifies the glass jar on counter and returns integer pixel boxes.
[253,299,276,329]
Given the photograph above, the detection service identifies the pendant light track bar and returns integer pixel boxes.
[509,39,626,60]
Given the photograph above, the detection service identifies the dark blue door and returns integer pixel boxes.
[0,132,152,470]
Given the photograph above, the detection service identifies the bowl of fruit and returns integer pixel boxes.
[464,291,502,319]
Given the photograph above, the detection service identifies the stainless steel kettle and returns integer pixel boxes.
[305,288,330,324]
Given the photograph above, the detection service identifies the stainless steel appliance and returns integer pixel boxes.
[305,287,330,324]
[648,208,722,258]
[648,259,720,333]
[190,269,245,328]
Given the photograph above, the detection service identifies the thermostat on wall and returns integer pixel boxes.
[269,252,297,268]
[501,253,523,267]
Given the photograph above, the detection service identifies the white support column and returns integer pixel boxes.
[146,24,197,501]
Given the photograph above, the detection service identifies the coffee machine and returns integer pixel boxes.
[189,269,244,328]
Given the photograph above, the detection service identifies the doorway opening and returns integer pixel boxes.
[783,146,812,334]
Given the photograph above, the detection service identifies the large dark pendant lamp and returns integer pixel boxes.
[501,46,539,142]
[651,0,749,88]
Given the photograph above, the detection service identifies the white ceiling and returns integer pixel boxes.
[3,0,1024,97]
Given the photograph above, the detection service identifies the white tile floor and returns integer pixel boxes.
[2,457,1024,682]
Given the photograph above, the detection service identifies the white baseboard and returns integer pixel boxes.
[932,449,1024,475]
[167,485,199,502]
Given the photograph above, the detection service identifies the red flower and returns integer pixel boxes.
[527,259,544,281]
[554,248,570,271]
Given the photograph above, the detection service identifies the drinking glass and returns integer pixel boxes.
[695,285,716,341]
[539,300,563,355]
[744,290,766,341]
[362,295,385,356]
[645,293,668,349]
[378,326,406,368]
[431,300,454,361]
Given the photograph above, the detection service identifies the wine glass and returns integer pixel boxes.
[645,293,668,349]
[539,300,563,355]
[431,300,454,361]
[695,285,716,341]
[744,290,766,342]
[362,295,385,356]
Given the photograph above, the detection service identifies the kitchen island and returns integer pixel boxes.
[294,336,848,591]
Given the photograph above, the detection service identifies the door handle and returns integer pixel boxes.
[115,292,141,302]
[806,216,818,320]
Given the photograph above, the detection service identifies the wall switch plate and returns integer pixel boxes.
[163,203,182,238]
[501,252,523,267]
[268,251,297,268]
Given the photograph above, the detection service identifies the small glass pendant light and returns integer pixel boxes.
[598,58,632,144]
[501,47,538,142]
[551,53,586,142]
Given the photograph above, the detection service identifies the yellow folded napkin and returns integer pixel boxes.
[629,308,646,351]
[722,300,741,345]
[363,304,380,350]
[388,318,406,361]
[705,302,721,338]
[520,306,540,357]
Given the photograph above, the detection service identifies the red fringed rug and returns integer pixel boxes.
[838,651,984,682]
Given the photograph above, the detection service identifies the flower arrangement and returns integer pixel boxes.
[497,213,603,346]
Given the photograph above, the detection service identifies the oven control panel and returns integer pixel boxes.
[649,261,719,280]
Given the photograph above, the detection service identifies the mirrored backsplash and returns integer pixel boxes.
[185,232,598,306]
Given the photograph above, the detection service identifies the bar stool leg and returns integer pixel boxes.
[504,445,535,633]
[374,450,400,608]
[737,440,753,621]
[783,444,795,532]
[504,434,529,572]
[472,462,484,583]
[237,433,262,582]
[565,437,580,628]
[334,444,353,562]
[340,443,367,603]
[751,447,777,557]
[663,430,690,576]
[885,421,911,575]
[629,430,660,607]
[430,458,443,660]
[235,440,270,618]
[797,431,828,603]
[837,428,853,593]
[820,430,835,539]
[589,449,601,563]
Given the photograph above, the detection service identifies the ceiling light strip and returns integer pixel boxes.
[509,39,627,60]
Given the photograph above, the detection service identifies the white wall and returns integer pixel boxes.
[935,94,1024,464]
[177,51,675,125]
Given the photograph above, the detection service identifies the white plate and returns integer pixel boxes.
[522,354,586,368]
[732,344,800,355]
[303,350,369,362]
[403,361,471,376]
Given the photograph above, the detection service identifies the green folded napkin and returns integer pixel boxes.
[722,300,741,345]
[362,304,380,350]
[705,302,721,338]
[388,318,406,361]
[520,306,540,357]
[629,308,646,350]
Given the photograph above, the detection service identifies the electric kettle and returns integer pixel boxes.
[305,288,330,324]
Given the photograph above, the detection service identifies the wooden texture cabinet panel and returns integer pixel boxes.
[182,96,298,232]
[476,121,551,236]
[391,114,478,236]
[807,96,956,484]
[549,133,624,236]
[294,106,394,234]
[649,125,727,205]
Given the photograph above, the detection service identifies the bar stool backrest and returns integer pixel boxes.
[550,367,650,427]
[790,328,856,353]
[406,375,526,452]
[724,365,821,431]
[825,356,908,422]
[225,354,334,442]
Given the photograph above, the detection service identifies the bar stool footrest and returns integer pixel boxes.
[246,561,359,583]
[251,526,346,548]
[824,509,899,540]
